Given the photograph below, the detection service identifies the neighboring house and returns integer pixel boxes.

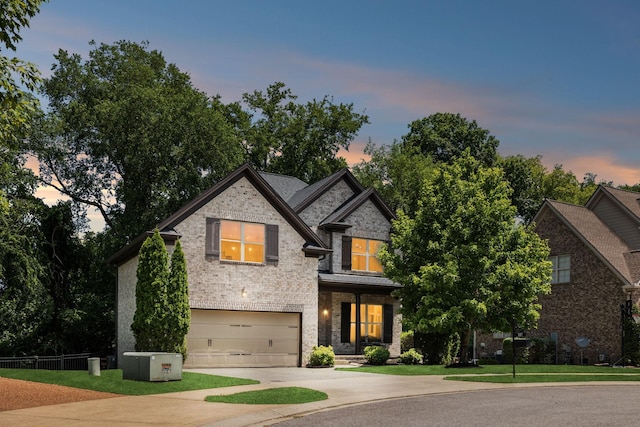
[110,164,401,367]
[522,185,640,365]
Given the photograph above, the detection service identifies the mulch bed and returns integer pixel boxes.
[0,377,119,411]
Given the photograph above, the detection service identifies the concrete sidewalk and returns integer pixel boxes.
[0,367,576,426]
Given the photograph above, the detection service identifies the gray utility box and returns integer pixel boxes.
[122,352,182,382]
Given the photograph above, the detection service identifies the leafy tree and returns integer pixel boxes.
[29,40,243,240]
[132,229,169,352]
[352,140,434,215]
[0,0,45,145]
[401,113,499,168]
[166,239,190,360]
[381,153,551,364]
[238,82,370,183]
[0,0,53,356]
[0,196,52,355]
[499,154,546,222]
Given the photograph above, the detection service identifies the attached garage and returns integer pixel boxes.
[185,309,301,367]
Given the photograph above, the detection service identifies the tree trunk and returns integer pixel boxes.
[459,327,472,364]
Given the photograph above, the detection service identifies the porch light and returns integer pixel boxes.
[323,309,329,318]
[241,288,247,298]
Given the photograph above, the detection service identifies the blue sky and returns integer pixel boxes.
[19,0,640,191]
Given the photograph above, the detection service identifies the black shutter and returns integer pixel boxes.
[265,224,279,265]
[341,302,351,343]
[383,304,393,343]
[342,236,352,270]
[205,218,220,258]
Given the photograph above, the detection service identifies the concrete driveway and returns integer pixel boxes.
[1,367,639,426]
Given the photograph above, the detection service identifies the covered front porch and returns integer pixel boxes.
[317,273,402,356]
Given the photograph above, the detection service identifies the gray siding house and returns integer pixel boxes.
[110,164,401,367]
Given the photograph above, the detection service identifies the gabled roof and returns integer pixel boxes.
[586,185,640,224]
[535,199,637,286]
[109,164,329,265]
[257,171,308,204]
[319,188,396,229]
[288,168,365,213]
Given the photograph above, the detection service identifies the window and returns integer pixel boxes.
[351,238,383,272]
[350,304,383,343]
[220,220,265,263]
[206,218,278,265]
[550,255,570,284]
[341,303,393,344]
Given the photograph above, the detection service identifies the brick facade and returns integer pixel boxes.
[114,165,401,367]
[531,212,626,364]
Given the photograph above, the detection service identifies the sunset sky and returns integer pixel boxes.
[17,1,640,229]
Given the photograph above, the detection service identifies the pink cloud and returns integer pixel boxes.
[540,153,640,187]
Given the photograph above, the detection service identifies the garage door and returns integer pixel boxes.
[184,310,300,367]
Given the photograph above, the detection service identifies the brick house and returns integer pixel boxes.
[110,164,401,367]
[520,186,640,364]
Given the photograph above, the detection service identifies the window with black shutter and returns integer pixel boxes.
[342,235,352,270]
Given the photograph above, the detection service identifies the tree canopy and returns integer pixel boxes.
[381,153,551,363]
[29,40,243,240]
[402,112,499,168]
[236,82,369,183]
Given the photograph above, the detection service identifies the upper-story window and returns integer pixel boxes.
[342,236,383,273]
[220,220,265,263]
[550,255,570,284]
[206,218,278,265]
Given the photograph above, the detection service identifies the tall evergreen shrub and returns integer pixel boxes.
[167,239,190,360]
[131,229,170,352]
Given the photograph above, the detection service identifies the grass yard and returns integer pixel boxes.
[0,368,258,395]
[205,387,328,404]
[337,364,640,383]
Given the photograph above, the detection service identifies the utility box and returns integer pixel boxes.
[122,352,182,382]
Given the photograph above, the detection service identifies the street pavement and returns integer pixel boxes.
[1,366,639,426]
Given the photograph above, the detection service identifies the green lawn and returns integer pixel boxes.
[205,387,328,404]
[337,364,640,383]
[0,368,258,395]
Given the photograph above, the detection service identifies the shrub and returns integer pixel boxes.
[414,331,460,365]
[399,348,423,365]
[401,330,414,353]
[502,338,530,364]
[478,357,499,365]
[308,345,335,367]
[363,345,390,365]
[528,337,555,364]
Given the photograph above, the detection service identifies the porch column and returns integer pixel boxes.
[355,293,362,355]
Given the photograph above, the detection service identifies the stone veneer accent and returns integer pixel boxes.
[116,177,319,367]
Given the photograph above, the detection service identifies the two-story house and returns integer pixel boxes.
[528,185,640,365]
[110,164,401,367]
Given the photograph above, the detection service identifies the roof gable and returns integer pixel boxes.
[109,164,328,265]
[320,188,396,229]
[586,185,640,222]
[289,168,365,213]
[535,199,636,285]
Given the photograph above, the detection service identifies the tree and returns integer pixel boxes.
[238,82,370,183]
[401,113,499,167]
[381,153,551,364]
[132,229,169,352]
[0,196,53,355]
[0,0,45,146]
[499,154,546,222]
[166,239,190,360]
[352,140,434,215]
[0,0,54,357]
[29,40,243,240]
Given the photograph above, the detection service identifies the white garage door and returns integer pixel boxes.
[184,309,300,367]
